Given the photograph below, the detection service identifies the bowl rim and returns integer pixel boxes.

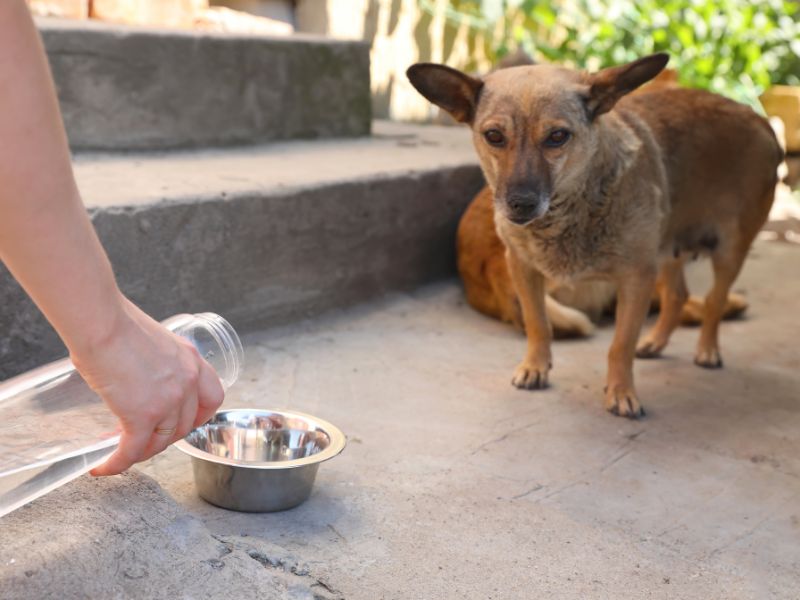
[174,408,346,470]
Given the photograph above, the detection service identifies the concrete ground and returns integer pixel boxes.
[2,240,799,599]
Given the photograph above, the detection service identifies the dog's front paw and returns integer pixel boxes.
[604,385,645,419]
[511,359,551,390]
[695,347,723,369]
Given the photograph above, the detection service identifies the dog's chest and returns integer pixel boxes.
[498,171,668,281]
[500,218,614,282]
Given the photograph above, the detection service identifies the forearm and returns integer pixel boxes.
[0,1,124,357]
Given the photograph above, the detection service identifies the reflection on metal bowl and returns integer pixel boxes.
[176,409,346,512]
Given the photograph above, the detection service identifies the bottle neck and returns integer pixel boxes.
[162,313,244,390]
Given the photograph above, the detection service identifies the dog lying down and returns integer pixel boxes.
[457,185,750,339]
[407,53,782,418]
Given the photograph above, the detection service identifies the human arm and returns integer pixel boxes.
[0,1,223,475]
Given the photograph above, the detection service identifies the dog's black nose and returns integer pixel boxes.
[504,192,548,224]
[507,193,538,212]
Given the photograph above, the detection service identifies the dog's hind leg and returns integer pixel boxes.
[694,235,753,368]
[636,257,688,358]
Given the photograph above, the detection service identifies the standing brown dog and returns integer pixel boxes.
[455,67,748,339]
[407,54,782,417]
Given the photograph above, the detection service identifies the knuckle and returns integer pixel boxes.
[203,386,224,410]
[182,345,204,368]
[185,365,200,387]
[183,341,202,359]
[211,387,224,407]
[162,381,184,404]
[142,404,164,424]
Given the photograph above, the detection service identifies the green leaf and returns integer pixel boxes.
[434,0,799,96]
[532,4,556,27]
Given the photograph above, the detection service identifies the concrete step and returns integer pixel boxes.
[39,18,371,151]
[0,121,482,378]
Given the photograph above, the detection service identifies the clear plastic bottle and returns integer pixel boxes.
[0,313,243,518]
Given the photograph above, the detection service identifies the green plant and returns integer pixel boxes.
[421,0,800,109]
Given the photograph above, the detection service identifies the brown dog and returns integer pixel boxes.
[408,54,782,417]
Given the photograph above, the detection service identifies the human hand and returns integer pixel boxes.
[0,2,221,475]
[69,297,224,476]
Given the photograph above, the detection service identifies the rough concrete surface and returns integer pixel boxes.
[38,18,371,150]
[0,472,338,600]
[2,240,798,599]
[0,122,482,379]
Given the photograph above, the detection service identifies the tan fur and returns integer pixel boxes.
[409,55,781,418]
[457,184,751,336]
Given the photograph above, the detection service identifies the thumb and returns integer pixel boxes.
[90,427,151,476]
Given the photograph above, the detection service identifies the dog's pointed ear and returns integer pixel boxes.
[406,63,483,123]
[584,53,669,119]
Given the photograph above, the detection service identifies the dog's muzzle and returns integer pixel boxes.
[503,192,550,226]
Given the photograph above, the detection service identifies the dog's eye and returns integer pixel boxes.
[484,129,505,147]
[544,129,571,148]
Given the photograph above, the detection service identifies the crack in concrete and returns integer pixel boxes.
[211,535,234,558]
[599,447,634,473]
[705,511,775,560]
[704,492,800,561]
[213,533,345,599]
[490,407,542,429]
[655,472,742,539]
[510,483,544,500]
[599,430,645,473]
[469,420,541,456]
[327,524,348,544]
[533,479,585,503]
[531,430,646,502]
[470,428,646,504]
[245,549,344,600]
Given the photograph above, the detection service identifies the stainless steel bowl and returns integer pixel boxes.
[175,409,346,512]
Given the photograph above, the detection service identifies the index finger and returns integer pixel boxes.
[192,360,224,428]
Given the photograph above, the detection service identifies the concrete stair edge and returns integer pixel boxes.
[0,123,483,378]
[39,17,372,151]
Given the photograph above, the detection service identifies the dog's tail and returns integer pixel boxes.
[546,295,596,339]
[679,292,748,326]
[768,116,788,183]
